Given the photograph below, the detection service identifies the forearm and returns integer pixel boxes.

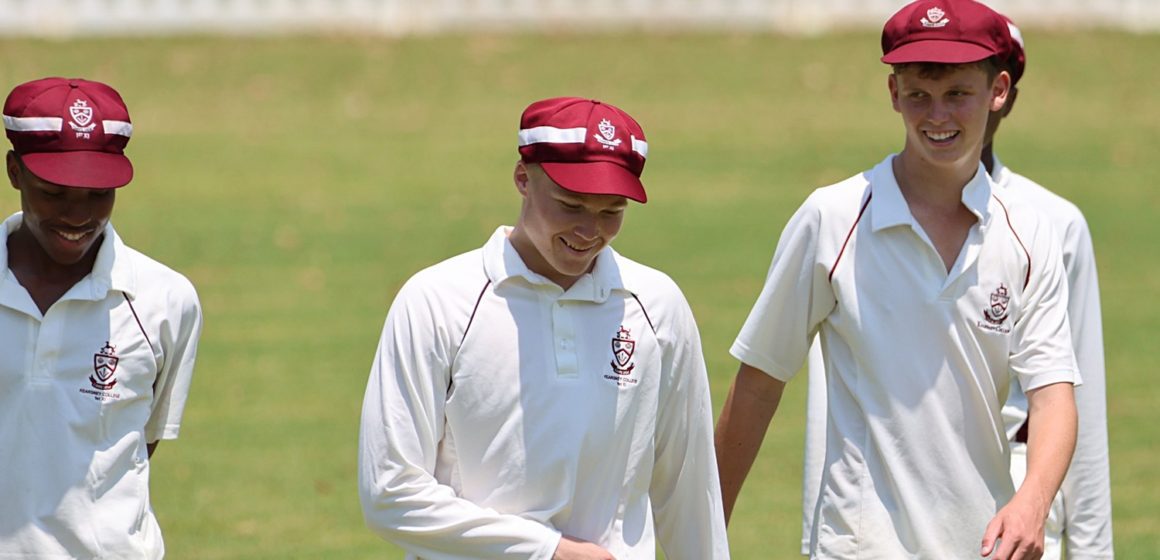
[360,348,560,558]
[1019,382,1078,517]
[359,455,561,559]
[714,363,785,524]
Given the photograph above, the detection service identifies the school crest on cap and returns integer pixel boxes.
[595,118,622,150]
[69,99,96,134]
[91,341,119,390]
[922,7,950,28]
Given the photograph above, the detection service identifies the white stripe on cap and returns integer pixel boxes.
[103,120,133,137]
[518,126,587,146]
[1006,22,1024,48]
[631,135,648,158]
[3,115,63,132]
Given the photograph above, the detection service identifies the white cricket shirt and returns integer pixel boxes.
[732,156,1078,558]
[797,155,1113,556]
[993,156,1114,557]
[0,213,202,559]
[359,227,728,560]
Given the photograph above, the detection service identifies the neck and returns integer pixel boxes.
[506,226,580,290]
[981,143,996,175]
[892,151,979,210]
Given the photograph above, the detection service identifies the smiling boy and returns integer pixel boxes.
[1,77,202,558]
[714,2,1080,558]
[358,97,729,560]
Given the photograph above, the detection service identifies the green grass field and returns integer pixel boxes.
[2,29,1157,558]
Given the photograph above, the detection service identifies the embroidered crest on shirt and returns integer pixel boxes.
[604,326,639,387]
[983,284,1010,325]
[91,341,120,390]
[79,341,124,401]
[977,283,1013,334]
[594,119,622,150]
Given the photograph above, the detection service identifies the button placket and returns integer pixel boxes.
[32,307,65,384]
[552,300,579,378]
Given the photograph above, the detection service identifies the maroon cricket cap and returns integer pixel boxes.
[881,0,1011,65]
[1001,16,1026,86]
[517,97,648,203]
[4,77,133,189]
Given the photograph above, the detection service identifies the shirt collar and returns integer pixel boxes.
[481,226,625,303]
[870,155,994,231]
[1,212,136,301]
[989,153,1012,189]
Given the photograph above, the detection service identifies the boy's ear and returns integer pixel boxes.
[514,160,531,196]
[888,73,902,113]
[990,70,1012,112]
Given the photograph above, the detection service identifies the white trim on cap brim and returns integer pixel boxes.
[519,125,648,158]
[103,120,133,137]
[3,115,63,132]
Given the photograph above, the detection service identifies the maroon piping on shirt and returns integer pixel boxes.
[123,293,160,394]
[628,292,657,335]
[992,194,1032,290]
[449,279,492,394]
[829,191,874,283]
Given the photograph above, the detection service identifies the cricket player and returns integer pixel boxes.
[796,12,1115,559]
[358,97,729,559]
[987,17,1114,558]
[714,1,1080,558]
[1,77,203,557]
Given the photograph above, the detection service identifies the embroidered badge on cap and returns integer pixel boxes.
[68,99,96,136]
[922,7,950,28]
[595,118,621,150]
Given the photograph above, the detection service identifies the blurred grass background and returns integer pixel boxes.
[1,30,1157,558]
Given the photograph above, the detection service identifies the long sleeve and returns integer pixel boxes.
[1059,216,1114,557]
[649,291,730,560]
[357,281,561,560]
